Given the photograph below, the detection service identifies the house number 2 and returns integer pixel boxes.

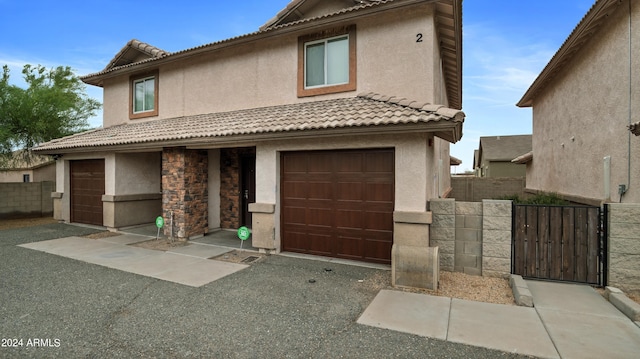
[416,33,423,42]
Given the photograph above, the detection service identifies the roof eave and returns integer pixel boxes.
[517,0,622,108]
[33,121,463,155]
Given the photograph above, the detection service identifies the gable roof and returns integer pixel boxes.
[261,0,385,30]
[103,39,170,73]
[33,93,464,154]
[479,135,532,162]
[517,0,623,107]
[81,0,462,110]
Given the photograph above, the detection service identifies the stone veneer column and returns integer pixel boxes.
[162,147,208,240]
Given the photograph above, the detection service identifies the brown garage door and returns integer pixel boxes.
[70,159,105,226]
[281,149,394,264]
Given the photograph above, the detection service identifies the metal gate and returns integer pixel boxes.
[511,203,607,286]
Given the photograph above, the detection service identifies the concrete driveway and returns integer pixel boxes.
[1,223,532,358]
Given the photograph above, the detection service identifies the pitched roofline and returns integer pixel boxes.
[517,0,623,107]
[33,93,464,154]
[80,0,462,109]
[102,39,170,73]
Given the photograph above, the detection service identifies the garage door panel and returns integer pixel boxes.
[307,233,333,256]
[365,151,394,173]
[335,235,363,259]
[71,159,105,226]
[282,149,394,264]
[336,182,363,201]
[307,208,333,226]
[308,181,333,199]
[335,152,363,173]
[364,211,394,231]
[308,153,333,173]
[283,206,307,225]
[282,181,307,199]
[335,209,363,229]
[365,182,394,202]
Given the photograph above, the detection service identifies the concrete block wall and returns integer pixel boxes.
[454,202,483,275]
[430,199,496,276]
[0,181,54,219]
[482,200,512,278]
[450,177,525,202]
[608,203,640,294]
[429,199,455,271]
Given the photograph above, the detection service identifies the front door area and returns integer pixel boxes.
[241,155,256,228]
[281,149,395,264]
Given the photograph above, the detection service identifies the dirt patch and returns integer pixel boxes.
[130,238,190,251]
[627,292,640,306]
[0,217,57,230]
[395,271,516,305]
[211,250,265,264]
[83,231,123,240]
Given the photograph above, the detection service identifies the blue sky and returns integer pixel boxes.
[0,0,594,171]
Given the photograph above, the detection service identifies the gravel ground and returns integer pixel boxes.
[0,223,535,359]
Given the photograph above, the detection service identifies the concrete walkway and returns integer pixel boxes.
[528,280,640,359]
[19,234,248,287]
[358,281,640,359]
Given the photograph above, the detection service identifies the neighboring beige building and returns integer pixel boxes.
[474,135,531,178]
[0,152,55,183]
[34,0,463,266]
[517,0,639,205]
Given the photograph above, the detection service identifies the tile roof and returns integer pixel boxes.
[261,0,388,30]
[33,93,464,153]
[518,0,623,107]
[479,135,532,162]
[80,0,462,110]
[103,39,170,72]
[630,121,640,136]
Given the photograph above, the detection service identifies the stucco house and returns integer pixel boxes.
[0,152,55,183]
[474,135,531,178]
[33,0,463,267]
[516,0,639,205]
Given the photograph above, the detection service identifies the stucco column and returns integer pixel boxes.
[392,138,438,289]
[250,145,277,252]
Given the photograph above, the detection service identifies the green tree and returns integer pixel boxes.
[0,64,101,166]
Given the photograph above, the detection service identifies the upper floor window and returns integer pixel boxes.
[130,71,158,119]
[305,35,349,88]
[298,25,356,97]
[23,174,30,183]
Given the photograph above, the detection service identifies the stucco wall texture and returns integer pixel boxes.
[101,4,441,127]
[527,3,640,203]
